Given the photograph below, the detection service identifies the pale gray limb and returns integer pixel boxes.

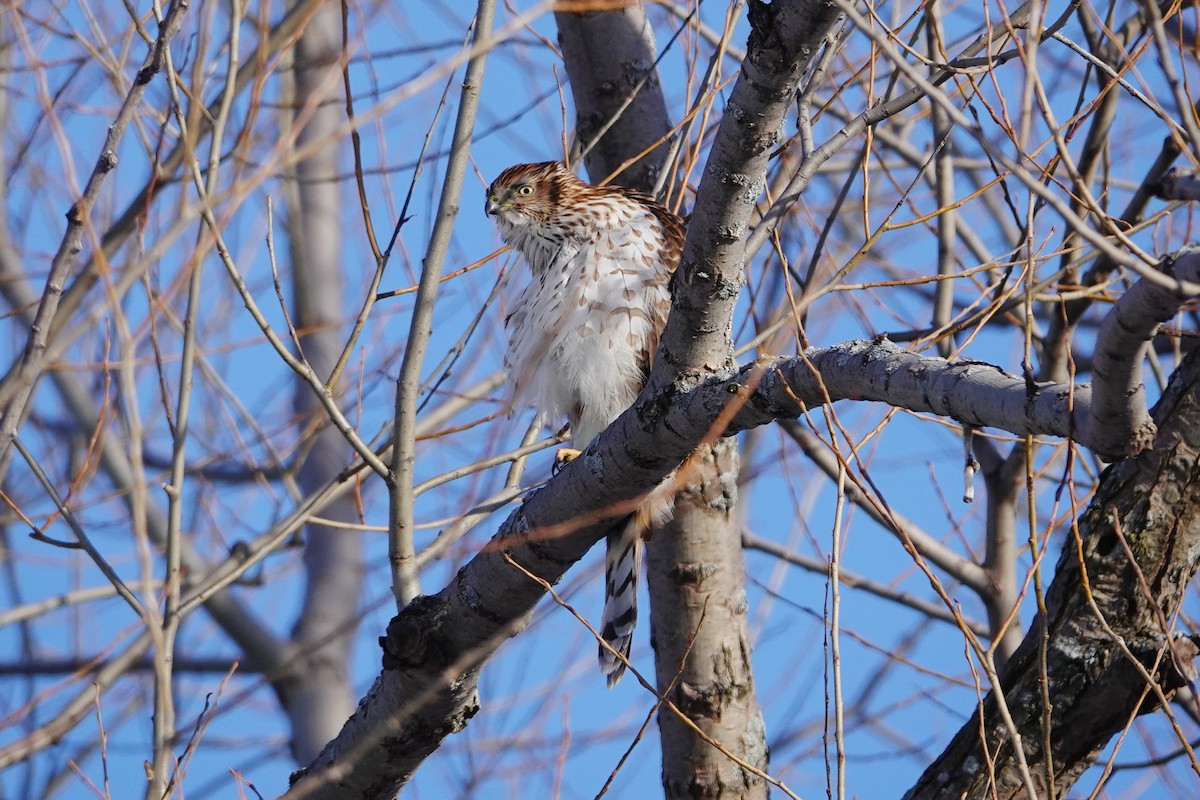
[0,585,122,628]
[655,0,842,382]
[649,437,767,798]
[723,340,1090,444]
[389,0,495,608]
[1090,247,1200,459]
[978,447,1025,666]
[556,4,673,187]
[927,1,958,359]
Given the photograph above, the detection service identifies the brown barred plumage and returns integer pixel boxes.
[485,162,684,686]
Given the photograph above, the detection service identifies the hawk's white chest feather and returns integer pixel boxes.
[499,195,673,446]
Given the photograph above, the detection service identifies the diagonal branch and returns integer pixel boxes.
[280,305,1184,797]
[279,1,1200,791]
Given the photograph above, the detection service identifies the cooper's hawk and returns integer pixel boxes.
[485,161,685,686]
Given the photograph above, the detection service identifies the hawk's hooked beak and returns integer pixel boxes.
[485,196,504,216]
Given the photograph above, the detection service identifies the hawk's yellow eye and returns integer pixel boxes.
[516,185,534,196]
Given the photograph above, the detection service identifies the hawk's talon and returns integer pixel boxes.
[553,447,582,475]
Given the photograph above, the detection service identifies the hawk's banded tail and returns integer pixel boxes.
[598,478,678,687]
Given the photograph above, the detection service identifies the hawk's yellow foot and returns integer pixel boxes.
[553,447,582,474]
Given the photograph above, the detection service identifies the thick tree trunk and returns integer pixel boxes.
[284,0,360,763]
[647,438,768,799]
[557,8,768,797]
[641,3,841,791]
[554,5,672,189]
[906,346,1200,799]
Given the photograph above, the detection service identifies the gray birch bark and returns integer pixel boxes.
[640,2,842,790]
[555,5,672,188]
[648,438,768,798]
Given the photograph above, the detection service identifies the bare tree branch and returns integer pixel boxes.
[0,0,192,464]
[905,342,1200,800]
[1089,247,1200,458]
[390,0,496,608]
[555,4,673,187]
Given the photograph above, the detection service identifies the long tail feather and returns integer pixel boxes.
[598,478,677,687]
[598,521,640,687]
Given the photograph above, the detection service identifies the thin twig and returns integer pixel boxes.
[0,0,192,460]
[13,437,145,619]
[389,0,496,608]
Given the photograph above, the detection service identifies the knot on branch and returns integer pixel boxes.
[704,162,767,203]
[1125,421,1159,458]
[746,0,786,68]
[623,58,657,86]
[670,561,720,585]
[381,595,450,670]
[671,650,754,722]
[746,0,841,84]
[1133,634,1200,715]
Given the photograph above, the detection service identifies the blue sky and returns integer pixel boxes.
[3,1,1199,798]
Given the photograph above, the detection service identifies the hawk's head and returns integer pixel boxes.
[484,161,572,230]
